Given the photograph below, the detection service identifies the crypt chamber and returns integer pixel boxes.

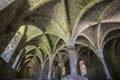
[0,0,120,80]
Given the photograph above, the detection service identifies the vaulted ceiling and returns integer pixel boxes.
[0,0,120,79]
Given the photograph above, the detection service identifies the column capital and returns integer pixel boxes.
[98,51,104,59]
[98,54,104,59]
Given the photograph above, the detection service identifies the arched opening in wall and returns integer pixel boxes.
[1,24,42,66]
[59,49,70,77]
[64,60,70,76]
[76,35,106,79]
[54,49,69,79]
[1,28,23,63]
[16,46,39,79]
[53,48,69,79]
[0,25,29,80]
[77,47,106,79]
[52,60,61,79]
[20,59,36,79]
[88,50,106,79]
[103,29,120,80]
[79,60,87,76]
[76,46,89,76]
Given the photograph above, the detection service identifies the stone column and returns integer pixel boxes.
[98,45,113,80]
[68,46,78,74]
[47,55,54,80]
[62,46,88,80]
[39,64,44,79]
[99,57,112,80]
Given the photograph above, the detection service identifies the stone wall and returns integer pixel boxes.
[0,57,17,80]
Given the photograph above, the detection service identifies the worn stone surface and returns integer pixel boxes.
[61,74,88,80]
[0,0,15,11]
[0,57,17,80]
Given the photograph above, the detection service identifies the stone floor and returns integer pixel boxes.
[61,74,88,80]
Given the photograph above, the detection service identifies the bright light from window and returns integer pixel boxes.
[1,32,22,63]
[79,60,87,76]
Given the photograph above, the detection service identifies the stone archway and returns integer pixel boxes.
[103,37,120,80]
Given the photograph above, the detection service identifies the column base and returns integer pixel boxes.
[106,77,113,80]
[61,74,88,80]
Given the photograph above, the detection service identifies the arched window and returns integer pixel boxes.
[1,32,22,63]
[79,60,87,76]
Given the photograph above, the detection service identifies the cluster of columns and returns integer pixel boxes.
[1,39,113,80]
[41,45,113,80]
